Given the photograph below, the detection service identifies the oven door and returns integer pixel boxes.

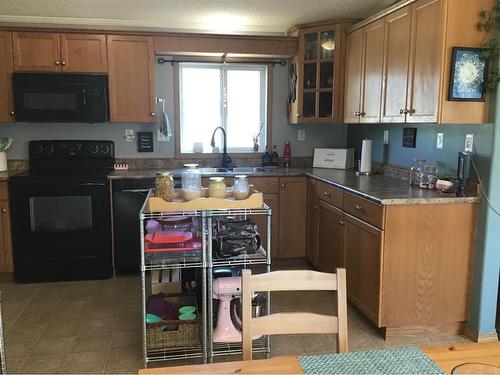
[9,177,113,282]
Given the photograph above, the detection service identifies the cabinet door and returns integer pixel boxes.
[381,7,412,123]
[107,35,156,123]
[316,200,344,273]
[343,28,363,123]
[344,214,383,325]
[278,177,307,258]
[406,0,444,123]
[360,20,385,123]
[0,32,14,122]
[61,34,108,73]
[0,199,13,273]
[306,178,318,265]
[12,32,61,72]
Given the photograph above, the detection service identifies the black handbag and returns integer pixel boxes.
[213,219,261,258]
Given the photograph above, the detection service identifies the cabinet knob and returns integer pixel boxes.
[339,220,345,225]
[296,113,302,117]
[399,108,404,115]
[61,60,66,66]
[1,208,6,213]
[355,204,363,211]
[281,184,286,188]
[55,60,60,65]
[151,112,156,116]
[353,112,359,117]
[10,111,14,116]
[323,191,331,197]
[313,205,318,210]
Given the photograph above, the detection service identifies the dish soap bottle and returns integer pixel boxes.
[283,141,291,167]
[271,145,279,166]
[262,146,271,166]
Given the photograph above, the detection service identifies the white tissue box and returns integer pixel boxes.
[313,148,354,169]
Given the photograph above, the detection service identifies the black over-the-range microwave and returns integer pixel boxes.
[13,73,109,123]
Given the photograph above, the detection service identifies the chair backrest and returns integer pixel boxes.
[241,268,348,361]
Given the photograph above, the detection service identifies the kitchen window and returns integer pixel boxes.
[178,62,268,154]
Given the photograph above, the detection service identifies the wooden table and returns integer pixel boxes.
[139,342,500,374]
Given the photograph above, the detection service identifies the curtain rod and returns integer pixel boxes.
[156,56,287,67]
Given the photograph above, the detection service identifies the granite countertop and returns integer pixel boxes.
[109,167,479,205]
[0,170,20,181]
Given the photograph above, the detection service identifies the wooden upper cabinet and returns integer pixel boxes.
[107,35,156,123]
[360,19,385,123]
[289,21,354,124]
[406,0,444,123]
[380,7,412,123]
[0,32,14,122]
[13,32,61,72]
[343,28,363,124]
[60,34,107,73]
[13,32,107,73]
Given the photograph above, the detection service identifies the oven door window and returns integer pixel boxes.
[29,196,93,232]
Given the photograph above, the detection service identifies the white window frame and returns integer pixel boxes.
[178,62,268,154]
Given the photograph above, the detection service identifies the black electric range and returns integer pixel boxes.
[9,140,115,283]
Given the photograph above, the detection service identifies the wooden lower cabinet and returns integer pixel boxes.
[0,32,13,122]
[0,183,13,273]
[316,200,344,273]
[344,213,383,325]
[278,177,307,258]
[306,178,318,265]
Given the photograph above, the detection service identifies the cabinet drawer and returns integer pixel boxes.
[0,182,7,200]
[316,181,343,209]
[343,192,384,229]
[248,177,279,194]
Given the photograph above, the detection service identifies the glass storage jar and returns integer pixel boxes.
[182,164,202,201]
[419,163,439,189]
[155,171,174,202]
[209,177,226,199]
[409,159,426,186]
[233,175,250,200]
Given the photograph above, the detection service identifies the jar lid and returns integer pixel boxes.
[235,175,247,179]
[209,176,225,182]
[183,163,199,169]
[156,171,172,176]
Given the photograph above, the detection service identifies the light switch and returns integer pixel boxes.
[436,133,444,149]
[125,129,134,142]
[298,129,306,142]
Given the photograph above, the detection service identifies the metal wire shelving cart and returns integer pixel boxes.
[139,190,272,367]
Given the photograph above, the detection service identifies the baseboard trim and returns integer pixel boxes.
[381,322,464,339]
[464,325,499,343]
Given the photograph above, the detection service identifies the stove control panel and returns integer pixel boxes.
[29,140,115,160]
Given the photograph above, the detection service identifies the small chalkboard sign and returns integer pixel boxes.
[402,128,417,148]
[137,132,154,152]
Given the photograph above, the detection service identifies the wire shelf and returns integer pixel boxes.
[146,345,204,362]
[209,205,271,217]
[144,254,203,271]
[211,247,269,267]
[212,338,268,357]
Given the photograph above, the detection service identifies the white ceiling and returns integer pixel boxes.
[0,0,394,35]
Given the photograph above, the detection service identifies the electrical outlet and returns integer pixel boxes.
[436,133,444,149]
[298,129,306,141]
[125,129,134,142]
[465,134,474,152]
[157,129,168,142]
[383,130,389,145]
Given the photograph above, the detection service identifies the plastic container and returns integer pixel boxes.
[409,159,426,186]
[233,175,250,200]
[208,177,226,199]
[182,164,202,201]
[155,171,174,202]
[161,217,192,232]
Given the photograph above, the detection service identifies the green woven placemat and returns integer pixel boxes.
[298,346,445,375]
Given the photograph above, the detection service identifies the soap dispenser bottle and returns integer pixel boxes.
[283,141,292,167]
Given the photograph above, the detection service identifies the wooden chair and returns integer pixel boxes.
[241,268,348,361]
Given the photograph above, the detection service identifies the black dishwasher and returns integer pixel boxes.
[112,178,155,274]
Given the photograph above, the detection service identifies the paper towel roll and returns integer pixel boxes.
[360,139,372,173]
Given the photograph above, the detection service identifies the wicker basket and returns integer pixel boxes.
[146,294,200,350]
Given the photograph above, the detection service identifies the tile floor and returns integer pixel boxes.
[1,270,472,374]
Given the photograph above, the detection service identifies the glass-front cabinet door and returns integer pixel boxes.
[289,22,349,124]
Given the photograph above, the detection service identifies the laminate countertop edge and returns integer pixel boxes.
[109,168,479,206]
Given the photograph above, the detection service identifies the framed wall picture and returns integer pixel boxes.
[448,47,488,101]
